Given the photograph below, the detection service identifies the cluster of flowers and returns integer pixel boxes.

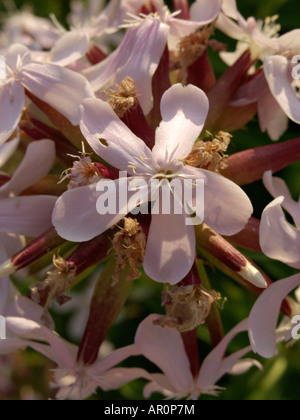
[0,0,300,400]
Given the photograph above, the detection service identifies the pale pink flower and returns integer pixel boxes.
[0,139,57,237]
[105,314,261,399]
[83,0,221,114]
[0,44,94,145]
[53,84,253,284]
[48,0,127,67]
[217,0,281,62]
[0,296,140,400]
[0,10,59,50]
[249,274,300,359]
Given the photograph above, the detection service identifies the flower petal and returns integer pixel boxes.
[0,140,55,198]
[80,98,154,173]
[0,195,57,236]
[190,0,221,24]
[183,166,253,236]
[249,275,300,358]
[260,196,300,269]
[263,171,300,227]
[86,345,140,375]
[101,367,152,391]
[0,80,24,146]
[197,318,249,391]
[53,180,149,242]
[135,314,194,393]
[258,89,288,141]
[264,56,300,124]
[152,84,209,167]
[51,30,90,66]
[21,62,94,125]
[143,210,196,285]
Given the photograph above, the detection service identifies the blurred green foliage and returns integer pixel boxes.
[0,0,299,401]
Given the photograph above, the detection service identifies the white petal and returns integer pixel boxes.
[51,30,90,66]
[0,80,24,145]
[183,166,253,236]
[258,90,289,141]
[143,211,196,285]
[263,171,300,227]
[152,84,209,167]
[260,196,300,269]
[80,98,154,173]
[0,140,55,198]
[21,62,94,125]
[264,56,300,124]
[53,180,149,242]
[0,195,57,236]
[135,314,194,393]
[197,318,249,390]
[249,275,300,358]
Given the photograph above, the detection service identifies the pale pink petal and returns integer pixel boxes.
[0,80,24,145]
[152,84,209,167]
[190,0,221,24]
[83,17,169,115]
[249,274,300,358]
[0,337,28,354]
[0,195,57,236]
[0,140,55,198]
[143,374,175,398]
[197,319,249,390]
[182,166,253,236]
[135,314,194,393]
[260,197,300,269]
[51,30,90,66]
[53,180,149,242]
[217,346,262,381]
[6,316,75,369]
[86,345,140,375]
[258,89,288,141]
[21,62,94,125]
[216,12,248,41]
[277,30,300,54]
[6,296,53,329]
[0,136,20,168]
[4,44,31,69]
[101,367,152,391]
[143,211,196,285]
[220,42,249,68]
[221,0,238,19]
[80,98,154,174]
[263,171,300,227]
[168,0,221,49]
[264,56,300,124]
[228,357,262,376]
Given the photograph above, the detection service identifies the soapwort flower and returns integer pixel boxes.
[0,44,94,144]
[105,314,262,399]
[53,83,253,284]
